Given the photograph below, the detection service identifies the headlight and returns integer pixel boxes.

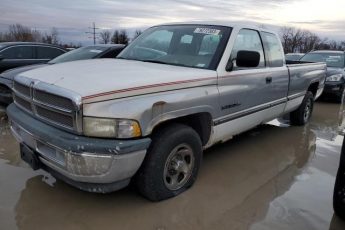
[83,117,142,138]
[326,74,343,82]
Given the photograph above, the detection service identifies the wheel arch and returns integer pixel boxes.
[308,81,319,98]
[149,112,213,147]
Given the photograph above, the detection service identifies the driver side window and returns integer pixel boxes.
[230,29,265,70]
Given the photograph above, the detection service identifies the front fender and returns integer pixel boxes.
[83,86,220,136]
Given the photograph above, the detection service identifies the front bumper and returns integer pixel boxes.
[7,104,151,192]
[323,82,344,97]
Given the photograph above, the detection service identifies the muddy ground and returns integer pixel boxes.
[1,101,345,230]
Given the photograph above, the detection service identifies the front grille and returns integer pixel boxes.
[13,81,30,97]
[34,90,75,111]
[36,106,74,128]
[14,95,32,112]
[0,85,11,94]
[12,77,82,133]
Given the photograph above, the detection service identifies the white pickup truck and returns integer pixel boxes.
[8,22,326,201]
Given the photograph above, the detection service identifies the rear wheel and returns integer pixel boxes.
[334,167,345,219]
[290,91,314,126]
[334,138,345,220]
[135,123,202,201]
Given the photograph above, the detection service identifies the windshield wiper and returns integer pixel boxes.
[140,59,191,68]
[140,59,169,65]
[119,58,190,68]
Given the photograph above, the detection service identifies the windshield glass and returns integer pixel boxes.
[49,46,108,64]
[300,52,345,68]
[118,25,231,70]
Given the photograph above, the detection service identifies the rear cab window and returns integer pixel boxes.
[261,32,284,67]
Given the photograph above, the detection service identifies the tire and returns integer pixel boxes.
[290,91,314,126]
[135,123,202,201]
[334,137,345,219]
[336,88,344,103]
[334,167,345,220]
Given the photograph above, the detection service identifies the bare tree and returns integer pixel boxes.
[111,30,120,44]
[0,32,5,42]
[99,30,111,44]
[51,27,59,44]
[133,30,142,40]
[300,31,321,52]
[40,28,58,44]
[279,26,339,53]
[42,34,52,44]
[7,24,36,42]
[42,27,59,44]
[119,30,129,44]
[111,30,129,44]
[32,28,42,42]
[4,24,59,43]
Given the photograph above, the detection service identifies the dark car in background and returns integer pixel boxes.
[285,53,305,62]
[0,42,67,73]
[0,44,125,105]
[300,51,345,102]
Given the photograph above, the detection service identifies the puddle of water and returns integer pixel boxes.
[0,102,344,230]
[250,136,342,230]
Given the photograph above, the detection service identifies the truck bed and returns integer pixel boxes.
[286,62,327,98]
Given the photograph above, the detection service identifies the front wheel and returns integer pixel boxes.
[290,91,314,126]
[135,123,202,201]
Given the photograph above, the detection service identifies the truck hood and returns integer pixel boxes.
[17,59,217,103]
[2,64,48,80]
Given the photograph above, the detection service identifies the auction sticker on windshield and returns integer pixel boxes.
[194,28,220,35]
[89,49,103,53]
[326,56,342,62]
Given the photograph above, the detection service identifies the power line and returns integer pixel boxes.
[85,22,100,45]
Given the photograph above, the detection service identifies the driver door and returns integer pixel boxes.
[212,28,275,142]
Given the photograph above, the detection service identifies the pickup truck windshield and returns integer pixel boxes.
[118,25,232,70]
[300,52,345,68]
[49,46,109,64]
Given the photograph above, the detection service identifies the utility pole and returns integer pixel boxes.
[85,22,100,45]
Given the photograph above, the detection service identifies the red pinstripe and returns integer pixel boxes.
[82,77,217,100]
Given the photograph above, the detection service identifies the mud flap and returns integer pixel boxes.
[20,144,40,170]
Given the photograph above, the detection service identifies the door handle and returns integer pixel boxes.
[266,77,272,84]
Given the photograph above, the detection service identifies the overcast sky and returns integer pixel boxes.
[1,0,344,45]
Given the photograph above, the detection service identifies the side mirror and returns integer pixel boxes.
[236,50,260,68]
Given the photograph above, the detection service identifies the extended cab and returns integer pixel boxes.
[7,22,326,201]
